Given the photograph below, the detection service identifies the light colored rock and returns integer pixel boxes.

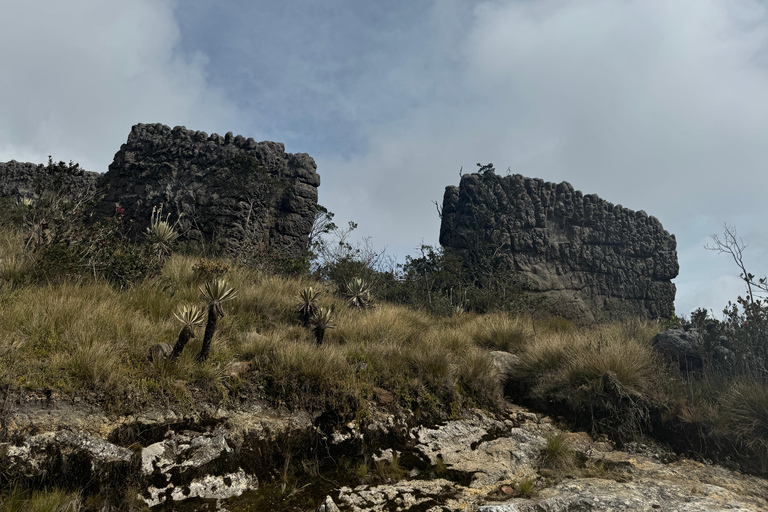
[1,431,135,495]
[317,495,341,512]
[338,479,480,512]
[144,467,257,508]
[413,410,548,488]
[140,426,251,506]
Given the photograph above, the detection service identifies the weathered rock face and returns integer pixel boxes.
[0,160,99,202]
[95,123,320,259]
[3,393,768,511]
[0,125,319,259]
[440,172,679,321]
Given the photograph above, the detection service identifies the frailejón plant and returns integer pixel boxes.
[345,277,373,310]
[311,306,336,346]
[296,286,321,327]
[196,279,237,362]
[170,304,206,360]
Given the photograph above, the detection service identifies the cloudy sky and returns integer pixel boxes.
[2,0,768,316]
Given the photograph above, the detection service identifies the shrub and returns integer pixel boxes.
[192,258,230,283]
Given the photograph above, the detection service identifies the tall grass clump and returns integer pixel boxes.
[718,380,768,452]
[0,486,82,512]
[469,313,530,352]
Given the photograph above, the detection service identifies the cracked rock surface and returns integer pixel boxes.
[440,172,678,321]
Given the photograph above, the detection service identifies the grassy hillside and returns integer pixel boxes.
[1,212,767,512]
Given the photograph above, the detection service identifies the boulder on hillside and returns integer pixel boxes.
[652,328,704,372]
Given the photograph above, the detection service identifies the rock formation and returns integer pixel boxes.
[3,394,767,510]
[0,160,99,203]
[0,123,320,260]
[440,171,678,321]
[95,123,320,259]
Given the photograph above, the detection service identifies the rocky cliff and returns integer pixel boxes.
[0,160,99,202]
[0,124,320,259]
[95,123,320,259]
[439,171,678,321]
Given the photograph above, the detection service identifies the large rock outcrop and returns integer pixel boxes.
[0,124,320,259]
[4,394,767,511]
[0,160,99,202]
[95,123,320,259]
[439,171,678,321]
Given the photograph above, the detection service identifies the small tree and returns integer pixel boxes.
[196,279,237,362]
[705,223,768,381]
[171,304,205,360]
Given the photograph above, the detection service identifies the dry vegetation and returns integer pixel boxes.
[2,212,768,509]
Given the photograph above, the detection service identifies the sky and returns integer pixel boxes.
[2,0,768,317]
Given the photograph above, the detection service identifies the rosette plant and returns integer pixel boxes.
[311,306,336,346]
[196,278,237,362]
[145,204,181,263]
[170,304,205,360]
[345,277,373,310]
[296,286,321,327]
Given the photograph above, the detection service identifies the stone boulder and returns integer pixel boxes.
[94,123,320,259]
[652,328,704,372]
[0,431,137,498]
[440,172,678,321]
[141,426,258,507]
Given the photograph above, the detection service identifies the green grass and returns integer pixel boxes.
[541,433,576,471]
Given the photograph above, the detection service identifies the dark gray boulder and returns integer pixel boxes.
[94,123,320,259]
[652,328,704,372]
[439,172,678,321]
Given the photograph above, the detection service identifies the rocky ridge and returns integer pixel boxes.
[2,392,766,511]
[0,160,99,203]
[440,172,678,321]
[0,123,320,259]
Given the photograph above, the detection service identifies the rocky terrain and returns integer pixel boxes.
[2,387,766,511]
[0,123,320,259]
[94,123,320,259]
[440,171,678,322]
[0,160,99,203]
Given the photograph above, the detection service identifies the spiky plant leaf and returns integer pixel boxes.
[195,279,237,362]
[145,205,181,260]
[296,286,321,326]
[200,278,237,318]
[173,304,206,331]
[311,306,336,345]
[345,277,373,310]
[311,306,336,330]
[171,304,206,360]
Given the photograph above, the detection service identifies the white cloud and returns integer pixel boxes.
[0,0,238,173]
[319,0,768,313]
